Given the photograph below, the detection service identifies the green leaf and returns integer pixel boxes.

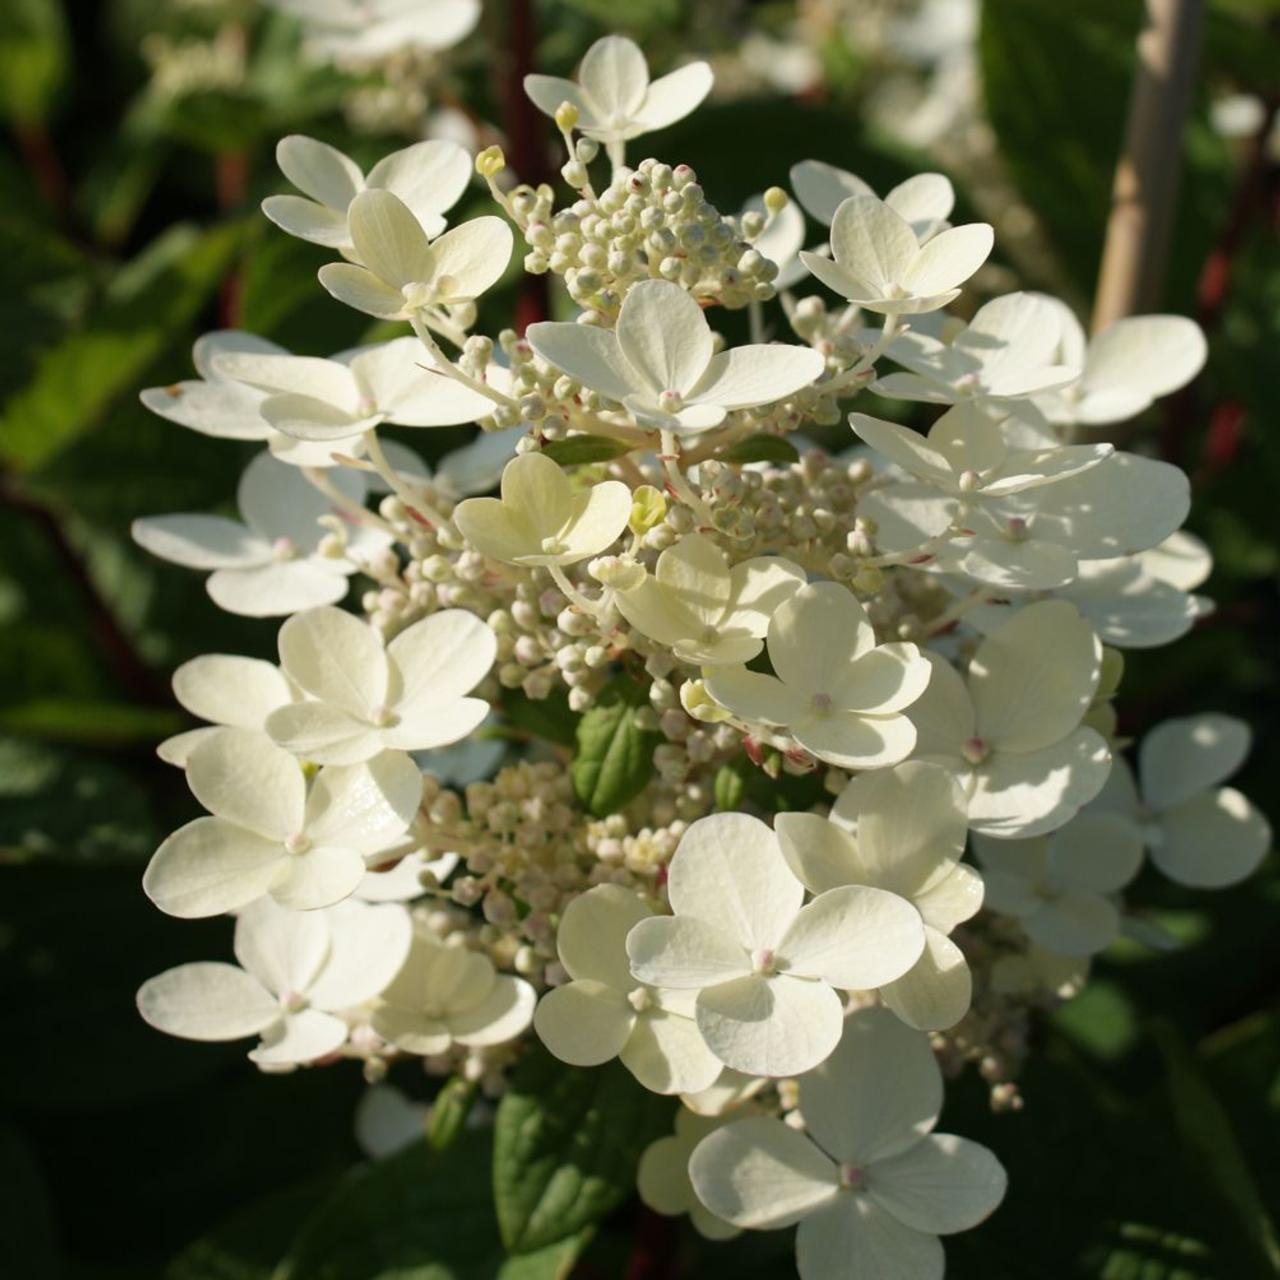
[501,687,578,748]
[1151,1019,1280,1275]
[0,220,243,470]
[428,1077,478,1152]
[0,0,68,125]
[168,1177,335,1280]
[717,434,800,465]
[541,435,632,466]
[0,697,180,745]
[492,1050,671,1253]
[570,677,660,817]
[713,760,747,811]
[275,1137,589,1280]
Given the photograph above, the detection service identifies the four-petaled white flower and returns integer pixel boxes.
[533,884,722,1094]
[874,292,1080,403]
[137,897,412,1066]
[213,337,498,441]
[705,581,932,769]
[263,135,471,255]
[371,933,534,1054]
[524,34,712,146]
[688,1006,1007,1280]
[263,0,480,62]
[638,1107,743,1240]
[453,452,632,566]
[132,450,392,617]
[907,600,1111,838]
[265,605,494,765]
[143,730,422,917]
[776,762,982,1031]
[319,193,512,321]
[614,533,806,665]
[801,193,992,315]
[850,402,1112,501]
[526,280,824,431]
[625,813,925,1077]
[158,653,298,767]
[973,812,1144,956]
[1089,715,1271,888]
[791,161,955,240]
[1033,297,1208,426]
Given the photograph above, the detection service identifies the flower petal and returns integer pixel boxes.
[426,216,513,301]
[278,605,390,717]
[366,139,471,218]
[304,751,423,854]
[1138,713,1250,812]
[633,61,713,131]
[775,811,868,896]
[187,728,305,838]
[615,280,712,396]
[267,702,386,765]
[1152,789,1270,889]
[703,666,805,726]
[1047,812,1144,894]
[696,972,844,1077]
[270,845,368,911]
[667,812,804,950]
[388,608,496,708]
[779,885,924,990]
[143,817,285,919]
[557,882,652,988]
[172,654,293,729]
[318,263,407,319]
[621,1009,724,1095]
[835,643,931,715]
[534,979,635,1066]
[689,1115,840,1229]
[797,1198,944,1280]
[261,194,351,248]
[690,344,824,410]
[800,1005,943,1164]
[137,962,279,1042]
[868,1134,1008,1234]
[249,1008,349,1066]
[307,900,413,1010]
[275,134,363,209]
[793,711,918,770]
[627,916,753,990]
[233,896,329,997]
[579,34,649,121]
[828,195,919,295]
[878,928,973,1032]
[449,973,535,1046]
[1024,890,1119,956]
[347,188,435,287]
[207,561,351,617]
[131,515,266,570]
[790,159,874,226]
[901,223,993,296]
[524,320,638,403]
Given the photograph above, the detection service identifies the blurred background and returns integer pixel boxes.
[1,0,1277,1276]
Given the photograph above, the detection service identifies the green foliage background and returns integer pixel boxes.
[0,0,1276,1276]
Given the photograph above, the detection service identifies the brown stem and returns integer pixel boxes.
[1091,0,1204,333]
[15,121,70,216]
[503,0,550,332]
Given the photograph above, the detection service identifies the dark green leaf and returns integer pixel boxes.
[570,677,659,817]
[492,1051,671,1253]
[0,221,243,470]
[1152,1019,1280,1275]
[429,1077,478,1152]
[276,1137,589,1280]
[0,0,68,125]
[0,1125,59,1280]
[717,434,800,465]
[540,435,632,466]
[501,688,578,748]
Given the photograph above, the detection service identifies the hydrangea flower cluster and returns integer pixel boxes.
[132,34,1270,1280]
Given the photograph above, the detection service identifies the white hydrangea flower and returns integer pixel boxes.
[140,332,367,468]
[212,337,498,441]
[265,606,494,764]
[1089,715,1270,888]
[704,582,931,769]
[638,1107,743,1240]
[614,533,806,665]
[958,551,1209,649]
[524,34,712,146]
[874,292,1080,403]
[1138,529,1213,593]
[319,194,512,321]
[973,813,1144,955]
[137,897,412,1066]
[776,762,981,1031]
[158,654,298,767]
[688,1007,1007,1280]
[453,452,632,566]
[143,730,422,917]
[533,884,722,1094]
[625,813,925,1077]
[357,835,459,902]
[790,161,955,239]
[371,933,534,1055]
[263,0,480,61]
[131,451,392,617]
[800,193,992,315]
[527,280,823,432]
[263,135,471,254]
[849,402,1112,502]
[1032,297,1208,426]
[907,600,1111,838]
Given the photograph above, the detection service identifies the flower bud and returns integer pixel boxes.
[554,101,579,132]
[475,146,506,178]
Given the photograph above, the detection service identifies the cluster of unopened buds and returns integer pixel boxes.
[130,34,1270,1280]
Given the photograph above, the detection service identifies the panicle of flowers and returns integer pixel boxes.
[128,31,1269,1280]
